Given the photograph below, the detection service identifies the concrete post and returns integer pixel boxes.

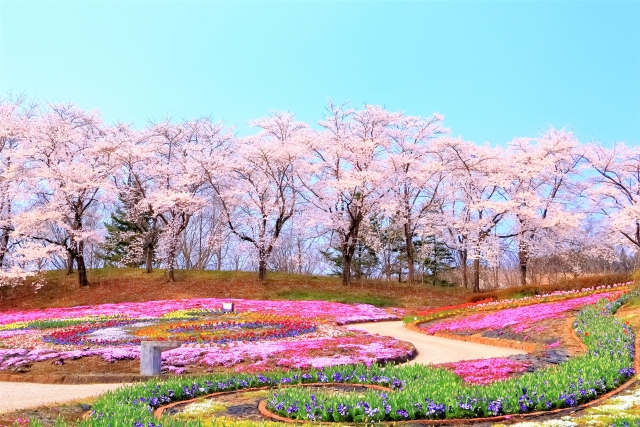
[140,341,182,376]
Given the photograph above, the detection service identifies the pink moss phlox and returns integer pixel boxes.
[440,357,531,385]
[424,291,621,335]
[545,340,561,349]
[0,298,396,326]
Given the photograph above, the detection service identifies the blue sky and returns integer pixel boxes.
[0,1,638,146]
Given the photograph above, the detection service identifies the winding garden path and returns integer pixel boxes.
[347,320,526,365]
[0,321,526,413]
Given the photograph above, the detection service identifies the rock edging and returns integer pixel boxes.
[152,383,392,420]
[257,376,639,425]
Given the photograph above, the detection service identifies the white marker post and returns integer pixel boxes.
[140,341,182,376]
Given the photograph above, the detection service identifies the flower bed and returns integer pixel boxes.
[0,298,412,374]
[422,291,626,335]
[32,291,636,427]
[0,297,397,327]
[415,298,495,317]
[409,284,631,326]
[437,358,532,385]
[266,292,636,422]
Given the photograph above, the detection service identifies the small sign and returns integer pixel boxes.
[222,302,234,312]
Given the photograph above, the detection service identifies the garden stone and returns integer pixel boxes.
[140,341,182,376]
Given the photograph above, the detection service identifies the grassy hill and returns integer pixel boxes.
[0,268,631,313]
[0,268,470,312]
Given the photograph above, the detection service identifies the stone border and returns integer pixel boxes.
[152,383,392,420]
[257,377,639,425]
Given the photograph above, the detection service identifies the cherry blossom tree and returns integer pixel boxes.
[14,104,116,287]
[302,102,396,286]
[135,117,230,282]
[201,112,308,281]
[587,142,640,250]
[382,112,449,282]
[501,127,585,286]
[109,124,164,273]
[0,95,44,286]
[438,138,511,292]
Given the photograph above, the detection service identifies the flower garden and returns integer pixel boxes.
[2,286,638,427]
[0,299,412,374]
[3,284,640,427]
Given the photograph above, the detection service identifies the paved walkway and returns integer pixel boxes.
[0,321,526,414]
[347,321,526,365]
[0,382,127,413]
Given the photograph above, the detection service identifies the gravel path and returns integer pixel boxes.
[347,321,526,365]
[0,321,526,414]
[0,382,128,413]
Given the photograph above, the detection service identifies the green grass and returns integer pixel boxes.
[275,289,398,307]
[621,295,640,308]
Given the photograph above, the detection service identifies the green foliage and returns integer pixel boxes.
[609,416,640,427]
[320,241,379,280]
[26,318,100,329]
[100,206,142,267]
[100,191,154,268]
[416,235,455,285]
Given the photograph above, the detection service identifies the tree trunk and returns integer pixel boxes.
[342,249,353,286]
[472,257,481,293]
[216,246,222,271]
[518,241,528,287]
[404,222,415,283]
[145,246,153,273]
[258,259,267,281]
[166,266,175,282]
[66,252,75,275]
[297,238,303,275]
[76,255,89,287]
[0,231,9,268]
[459,249,468,288]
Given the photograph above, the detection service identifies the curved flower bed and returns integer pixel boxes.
[40,319,317,347]
[410,284,631,326]
[422,291,626,335]
[266,292,636,422]
[37,291,636,427]
[0,297,397,327]
[0,298,412,373]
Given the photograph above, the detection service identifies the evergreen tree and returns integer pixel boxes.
[417,235,455,285]
[100,192,154,268]
[321,240,378,281]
